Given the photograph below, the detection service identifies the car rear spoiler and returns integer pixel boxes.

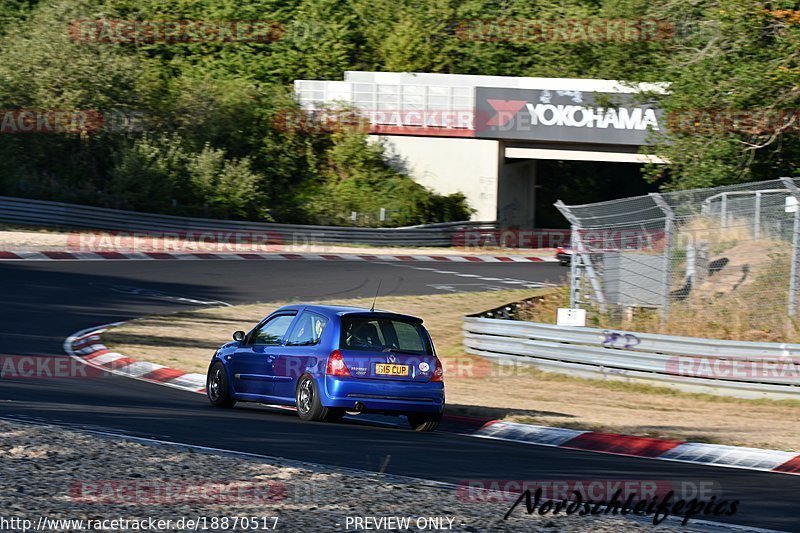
[339,311,424,324]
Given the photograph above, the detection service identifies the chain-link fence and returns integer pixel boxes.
[555,177,800,341]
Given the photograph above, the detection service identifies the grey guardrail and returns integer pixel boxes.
[0,196,494,246]
[463,317,800,399]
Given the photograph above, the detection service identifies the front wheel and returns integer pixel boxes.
[407,412,442,432]
[207,361,236,408]
[296,375,342,422]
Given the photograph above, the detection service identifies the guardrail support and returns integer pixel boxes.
[781,177,800,320]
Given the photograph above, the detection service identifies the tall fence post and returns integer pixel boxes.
[555,201,607,313]
[649,193,675,323]
[780,177,800,321]
[569,224,579,307]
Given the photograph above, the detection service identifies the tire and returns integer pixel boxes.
[207,361,236,408]
[407,412,442,432]
[296,375,340,422]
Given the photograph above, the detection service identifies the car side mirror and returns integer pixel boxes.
[233,330,246,342]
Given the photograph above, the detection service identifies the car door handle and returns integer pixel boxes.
[267,355,276,362]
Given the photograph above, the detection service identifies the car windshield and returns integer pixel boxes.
[340,317,432,355]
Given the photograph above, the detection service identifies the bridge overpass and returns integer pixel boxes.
[294,71,668,227]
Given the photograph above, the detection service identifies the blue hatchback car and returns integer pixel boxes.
[206,304,445,431]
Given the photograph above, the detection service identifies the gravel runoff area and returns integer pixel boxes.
[0,418,697,533]
[0,225,551,256]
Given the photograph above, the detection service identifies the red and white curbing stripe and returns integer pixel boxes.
[64,324,207,394]
[64,324,800,476]
[473,421,800,475]
[2,250,555,262]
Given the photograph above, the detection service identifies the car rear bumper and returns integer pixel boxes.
[320,375,444,413]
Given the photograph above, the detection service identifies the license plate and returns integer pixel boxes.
[375,363,409,376]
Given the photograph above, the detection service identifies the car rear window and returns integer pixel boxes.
[340,317,432,354]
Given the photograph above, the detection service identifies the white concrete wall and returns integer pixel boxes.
[374,135,499,221]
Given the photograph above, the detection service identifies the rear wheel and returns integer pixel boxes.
[296,375,341,422]
[207,361,236,408]
[407,412,442,432]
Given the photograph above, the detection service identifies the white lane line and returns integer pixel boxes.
[380,261,552,290]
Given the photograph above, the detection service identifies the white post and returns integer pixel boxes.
[570,224,579,308]
[781,178,800,321]
[721,193,728,228]
[754,191,761,240]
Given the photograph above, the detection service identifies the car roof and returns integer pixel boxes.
[273,303,423,323]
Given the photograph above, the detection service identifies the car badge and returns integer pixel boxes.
[388,354,396,363]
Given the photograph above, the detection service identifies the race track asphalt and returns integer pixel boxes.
[0,259,797,531]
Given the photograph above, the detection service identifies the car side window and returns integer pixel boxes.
[252,315,295,346]
[286,312,328,346]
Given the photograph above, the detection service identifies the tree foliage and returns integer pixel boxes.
[644,0,800,188]
[0,0,797,226]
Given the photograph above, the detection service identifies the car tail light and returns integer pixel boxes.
[326,350,351,377]
[430,357,444,382]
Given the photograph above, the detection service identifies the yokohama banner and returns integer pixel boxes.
[474,87,664,145]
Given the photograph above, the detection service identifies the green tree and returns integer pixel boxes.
[645,0,800,188]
